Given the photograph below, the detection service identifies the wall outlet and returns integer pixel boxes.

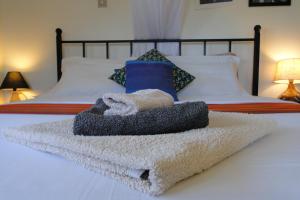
[98,0,107,8]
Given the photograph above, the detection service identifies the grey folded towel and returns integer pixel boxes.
[73,99,209,136]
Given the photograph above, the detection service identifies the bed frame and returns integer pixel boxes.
[56,25,261,96]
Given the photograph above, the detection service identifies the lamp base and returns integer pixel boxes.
[279,81,300,103]
[10,90,27,102]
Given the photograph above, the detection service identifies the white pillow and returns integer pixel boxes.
[167,56,248,100]
[45,57,131,99]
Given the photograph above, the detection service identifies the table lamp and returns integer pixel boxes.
[0,71,30,102]
[274,58,300,103]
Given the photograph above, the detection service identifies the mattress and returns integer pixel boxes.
[0,96,300,200]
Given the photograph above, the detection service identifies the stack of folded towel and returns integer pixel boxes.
[73,89,209,136]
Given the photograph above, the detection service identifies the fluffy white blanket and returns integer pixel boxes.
[102,89,174,116]
[1,112,276,196]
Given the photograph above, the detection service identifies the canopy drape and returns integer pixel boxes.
[131,0,186,56]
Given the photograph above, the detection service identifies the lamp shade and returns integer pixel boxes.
[0,71,30,91]
[274,58,300,84]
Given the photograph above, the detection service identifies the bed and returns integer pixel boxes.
[1,25,300,200]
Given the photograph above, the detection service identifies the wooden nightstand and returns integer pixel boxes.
[280,97,300,104]
[0,90,10,104]
[0,90,37,104]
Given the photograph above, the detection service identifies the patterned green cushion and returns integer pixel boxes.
[110,68,126,86]
[109,49,195,92]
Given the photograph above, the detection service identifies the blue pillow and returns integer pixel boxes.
[125,61,178,101]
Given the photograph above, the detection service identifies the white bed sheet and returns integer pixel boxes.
[1,96,300,200]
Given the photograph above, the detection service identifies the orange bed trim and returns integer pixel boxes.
[1,102,300,115]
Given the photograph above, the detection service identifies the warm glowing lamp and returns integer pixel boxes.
[0,71,30,102]
[274,58,300,103]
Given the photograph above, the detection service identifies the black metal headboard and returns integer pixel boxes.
[56,25,261,96]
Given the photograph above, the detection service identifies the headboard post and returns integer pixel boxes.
[252,25,261,96]
[56,28,63,81]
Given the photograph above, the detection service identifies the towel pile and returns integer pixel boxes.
[73,89,209,136]
[2,91,277,196]
[2,111,276,196]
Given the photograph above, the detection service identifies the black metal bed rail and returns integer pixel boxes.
[56,25,261,96]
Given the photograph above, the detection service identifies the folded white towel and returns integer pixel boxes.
[102,89,174,116]
[1,112,276,196]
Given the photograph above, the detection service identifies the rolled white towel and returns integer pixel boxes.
[103,89,174,116]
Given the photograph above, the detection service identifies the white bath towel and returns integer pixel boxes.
[1,112,276,196]
[102,89,174,116]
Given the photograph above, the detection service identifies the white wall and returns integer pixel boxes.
[0,0,4,73]
[0,0,5,103]
[0,0,133,93]
[0,0,299,97]
[183,0,300,97]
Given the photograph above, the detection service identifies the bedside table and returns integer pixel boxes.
[0,90,10,104]
[279,96,300,104]
[0,90,37,104]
